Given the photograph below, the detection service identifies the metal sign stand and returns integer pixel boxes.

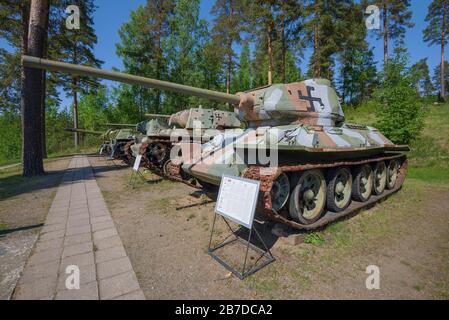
[128,155,149,188]
[208,215,275,280]
[207,175,275,280]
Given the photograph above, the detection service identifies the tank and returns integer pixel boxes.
[124,107,242,176]
[65,126,139,162]
[27,56,409,230]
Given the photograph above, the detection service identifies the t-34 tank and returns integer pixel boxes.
[125,108,241,177]
[65,126,139,162]
[26,56,409,230]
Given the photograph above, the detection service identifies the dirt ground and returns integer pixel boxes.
[0,157,70,299]
[89,155,449,300]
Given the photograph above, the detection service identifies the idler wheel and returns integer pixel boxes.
[373,161,387,195]
[352,164,373,202]
[289,170,326,224]
[386,160,399,190]
[326,167,352,212]
[270,173,290,211]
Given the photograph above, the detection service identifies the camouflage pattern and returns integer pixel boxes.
[129,107,242,161]
[180,79,408,185]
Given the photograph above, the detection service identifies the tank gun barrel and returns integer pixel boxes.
[145,113,171,119]
[64,128,103,135]
[23,56,243,105]
[106,123,137,128]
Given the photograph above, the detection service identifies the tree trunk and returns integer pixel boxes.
[226,0,233,94]
[441,4,446,100]
[22,0,48,177]
[41,0,50,158]
[73,81,79,148]
[313,2,320,78]
[383,1,388,66]
[267,22,273,85]
[20,1,30,164]
[281,16,286,83]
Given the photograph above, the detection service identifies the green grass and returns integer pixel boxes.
[304,232,325,245]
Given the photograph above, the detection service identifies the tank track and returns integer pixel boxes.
[242,153,408,230]
[123,141,136,165]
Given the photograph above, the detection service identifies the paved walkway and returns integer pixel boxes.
[13,156,144,300]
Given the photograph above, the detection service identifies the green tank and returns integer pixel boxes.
[124,107,242,176]
[65,126,139,162]
[26,56,409,230]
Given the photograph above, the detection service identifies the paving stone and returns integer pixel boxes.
[67,213,90,221]
[35,237,64,252]
[41,223,66,234]
[62,242,93,258]
[60,252,94,271]
[99,271,140,300]
[113,289,145,300]
[97,257,132,280]
[55,281,98,300]
[90,215,112,224]
[69,209,89,217]
[64,233,92,246]
[56,264,96,291]
[45,216,67,226]
[89,209,109,217]
[39,229,65,242]
[65,225,91,236]
[28,247,63,266]
[94,235,122,250]
[66,218,90,228]
[15,155,142,300]
[18,260,60,284]
[91,220,115,232]
[13,276,57,300]
[95,245,126,263]
[93,228,118,242]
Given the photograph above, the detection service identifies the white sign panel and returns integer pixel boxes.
[215,175,260,229]
[133,155,142,171]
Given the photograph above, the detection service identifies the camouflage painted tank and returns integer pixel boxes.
[28,56,409,230]
[65,126,140,163]
[124,108,242,176]
[178,79,409,229]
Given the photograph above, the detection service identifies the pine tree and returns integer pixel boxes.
[338,1,377,104]
[164,0,210,111]
[378,0,414,66]
[21,0,49,176]
[116,1,174,119]
[211,0,247,94]
[305,0,348,81]
[423,0,449,100]
[50,0,103,148]
[410,58,434,97]
[234,42,251,92]
[273,0,304,83]
[433,61,449,98]
[248,0,276,85]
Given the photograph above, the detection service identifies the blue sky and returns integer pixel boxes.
[0,0,442,108]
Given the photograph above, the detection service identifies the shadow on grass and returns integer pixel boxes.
[0,155,130,202]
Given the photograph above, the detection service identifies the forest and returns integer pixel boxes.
[0,0,447,168]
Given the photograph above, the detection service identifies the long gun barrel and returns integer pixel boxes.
[64,128,104,135]
[23,56,243,105]
[106,123,137,128]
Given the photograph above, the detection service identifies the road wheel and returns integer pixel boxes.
[326,167,352,212]
[386,160,399,190]
[289,170,326,225]
[270,173,290,211]
[373,161,387,195]
[352,164,373,202]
